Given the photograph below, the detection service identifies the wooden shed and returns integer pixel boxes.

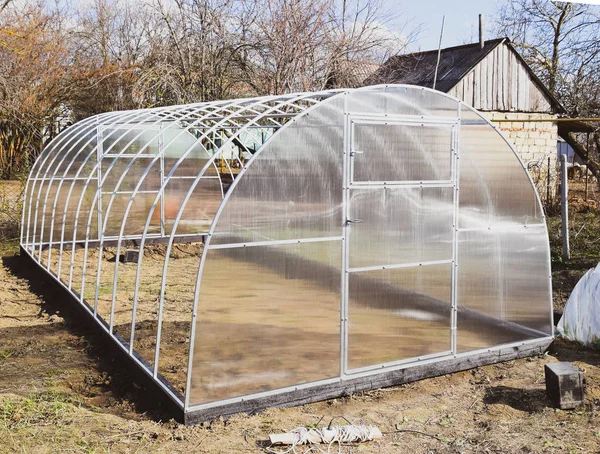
[366,38,565,199]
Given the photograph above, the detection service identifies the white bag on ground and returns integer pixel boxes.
[557,263,600,345]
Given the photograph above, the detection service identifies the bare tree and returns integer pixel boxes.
[495,0,600,186]
[247,0,415,94]
[495,0,600,113]
[0,1,72,178]
[132,0,256,105]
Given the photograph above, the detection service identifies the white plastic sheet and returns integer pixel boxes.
[557,263,600,345]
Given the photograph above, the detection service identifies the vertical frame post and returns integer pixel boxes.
[451,114,460,355]
[340,94,350,377]
[561,153,570,261]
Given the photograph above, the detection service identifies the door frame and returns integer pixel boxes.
[341,113,460,376]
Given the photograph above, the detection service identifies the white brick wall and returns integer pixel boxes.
[481,111,558,201]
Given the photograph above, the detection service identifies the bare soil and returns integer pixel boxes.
[2,249,600,453]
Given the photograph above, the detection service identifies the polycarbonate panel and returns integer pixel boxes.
[20,85,555,413]
[352,122,453,182]
[167,176,223,235]
[348,187,453,268]
[189,240,342,405]
[209,96,345,245]
[457,226,552,353]
[347,263,452,371]
[100,192,161,237]
[347,85,459,119]
[459,114,544,229]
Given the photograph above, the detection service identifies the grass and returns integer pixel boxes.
[0,391,76,430]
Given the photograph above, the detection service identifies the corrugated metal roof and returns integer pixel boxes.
[365,38,506,92]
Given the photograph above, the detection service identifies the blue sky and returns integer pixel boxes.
[386,0,502,52]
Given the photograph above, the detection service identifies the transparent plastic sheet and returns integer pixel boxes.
[348,187,453,268]
[558,263,600,346]
[352,122,453,182]
[209,96,345,245]
[459,108,544,229]
[189,240,342,404]
[347,263,452,370]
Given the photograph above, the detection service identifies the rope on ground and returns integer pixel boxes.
[267,424,380,454]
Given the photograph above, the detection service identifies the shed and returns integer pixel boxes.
[366,38,565,199]
[20,85,553,423]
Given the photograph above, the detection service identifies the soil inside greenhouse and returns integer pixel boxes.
[1,248,600,453]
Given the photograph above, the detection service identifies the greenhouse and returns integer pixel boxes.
[20,84,553,423]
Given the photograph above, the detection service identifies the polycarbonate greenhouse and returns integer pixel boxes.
[20,84,553,423]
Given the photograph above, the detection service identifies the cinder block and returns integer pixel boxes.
[545,362,584,409]
[124,248,139,263]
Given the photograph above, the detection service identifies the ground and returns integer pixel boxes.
[1,178,600,453]
[1,251,600,454]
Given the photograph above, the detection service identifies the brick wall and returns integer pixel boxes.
[482,112,558,202]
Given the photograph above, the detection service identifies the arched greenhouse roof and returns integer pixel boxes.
[20,85,553,423]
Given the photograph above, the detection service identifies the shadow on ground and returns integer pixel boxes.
[0,253,174,423]
[483,386,549,413]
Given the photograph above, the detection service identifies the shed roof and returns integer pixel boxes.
[365,38,565,113]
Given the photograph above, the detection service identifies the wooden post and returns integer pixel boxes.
[561,154,570,261]
[546,156,551,205]
[585,132,590,202]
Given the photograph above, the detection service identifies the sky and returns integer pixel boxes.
[388,0,600,52]
[385,0,501,52]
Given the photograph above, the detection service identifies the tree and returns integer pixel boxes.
[247,0,413,94]
[0,2,73,178]
[495,0,600,115]
[495,0,600,188]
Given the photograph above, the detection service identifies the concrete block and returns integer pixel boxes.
[545,362,584,409]
[124,248,139,263]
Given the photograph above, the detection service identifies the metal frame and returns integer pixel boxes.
[20,84,554,421]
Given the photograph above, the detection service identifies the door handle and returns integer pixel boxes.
[346,218,363,224]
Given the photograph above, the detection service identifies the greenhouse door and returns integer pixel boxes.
[343,117,458,374]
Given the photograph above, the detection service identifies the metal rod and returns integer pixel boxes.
[432,15,445,91]
[561,154,570,261]
[585,132,590,201]
[492,118,600,123]
[546,156,551,204]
